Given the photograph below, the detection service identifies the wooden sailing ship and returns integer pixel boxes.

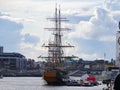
[39,5,77,85]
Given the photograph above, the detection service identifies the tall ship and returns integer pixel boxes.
[40,5,77,85]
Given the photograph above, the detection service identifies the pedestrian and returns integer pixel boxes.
[114,73,120,90]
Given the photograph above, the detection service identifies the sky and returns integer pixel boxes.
[0,0,120,61]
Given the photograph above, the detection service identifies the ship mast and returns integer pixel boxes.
[40,5,77,70]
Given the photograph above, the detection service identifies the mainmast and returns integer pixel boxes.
[40,5,77,69]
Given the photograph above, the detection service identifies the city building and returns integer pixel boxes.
[77,59,115,74]
[0,46,27,72]
[27,59,35,70]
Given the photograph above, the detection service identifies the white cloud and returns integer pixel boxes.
[99,35,115,42]
[22,33,40,45]
[19,42,47,60]
[0,12,9,16]
[111,11,120,23]
[104,0,120,11]
[65,0,119,60]
[68,21,94,39]
[68,7,117,42]
[20,42,33,49]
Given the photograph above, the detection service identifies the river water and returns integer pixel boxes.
[0,77,106,90]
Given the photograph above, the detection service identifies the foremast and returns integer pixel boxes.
[41,5,77,70]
